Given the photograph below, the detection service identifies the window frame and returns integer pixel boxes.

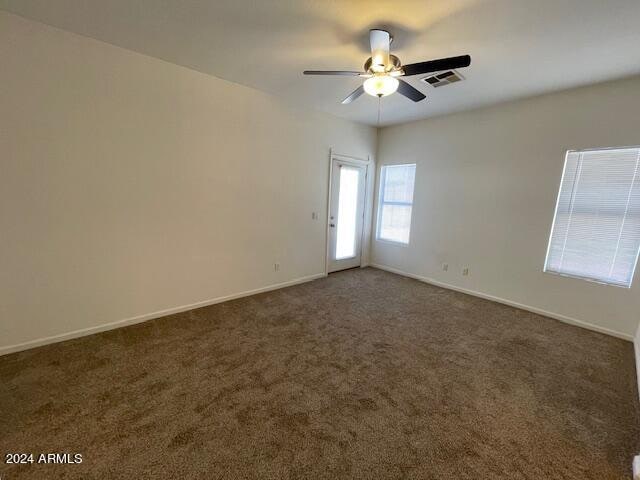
[543,145,640,288]
[376,163,417,246]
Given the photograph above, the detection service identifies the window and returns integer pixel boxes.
[544,147,640,287]
[377,164,416,244]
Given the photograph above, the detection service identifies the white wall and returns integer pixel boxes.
[635,324,640,398]
[0,12,377,354]
[373,76,640,339]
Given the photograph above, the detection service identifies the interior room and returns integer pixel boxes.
[1,1,640,479]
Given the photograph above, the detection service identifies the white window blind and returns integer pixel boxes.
[544,147,640,287]
[377,164,416,244]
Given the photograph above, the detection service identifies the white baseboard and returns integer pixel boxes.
[371,263,632,342]
[0,272,326,356]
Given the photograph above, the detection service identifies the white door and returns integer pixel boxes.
[328,158,367,273]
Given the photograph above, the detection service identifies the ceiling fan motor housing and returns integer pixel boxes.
[364,54,402,75]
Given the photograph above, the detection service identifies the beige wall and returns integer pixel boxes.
[373,76,640,339]
[635,325,640,397]
[0,12,377,353]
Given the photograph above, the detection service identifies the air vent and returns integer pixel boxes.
[420,70,464,87]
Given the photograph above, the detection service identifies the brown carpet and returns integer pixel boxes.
[1,267,638,479]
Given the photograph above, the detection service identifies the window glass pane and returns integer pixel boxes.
[377,164,416,244]
[380,204,412,244]
[545,147,640,287]
[335,166,360,260]
[383,164,416,203]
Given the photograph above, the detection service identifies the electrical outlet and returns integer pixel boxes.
[462,267,469,276]
[312,212,318,220]
[274,263,280,272]
[442,263,449,272]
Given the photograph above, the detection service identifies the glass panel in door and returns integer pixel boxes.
[335,166,360,260]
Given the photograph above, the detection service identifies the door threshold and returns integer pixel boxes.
[328,265,363,274]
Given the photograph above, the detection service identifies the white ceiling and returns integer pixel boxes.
[2,0,640,126]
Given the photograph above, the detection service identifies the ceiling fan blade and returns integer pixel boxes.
[397,79,426,102]
[369,29,390,71]
[402,55,471,77]
[341,85,365,104]
[303,70,362,76]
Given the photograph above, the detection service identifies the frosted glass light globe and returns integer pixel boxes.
[363,75,399,97]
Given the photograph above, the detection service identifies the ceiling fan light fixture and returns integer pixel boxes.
[303,28,470,105]
[363,75,399,97]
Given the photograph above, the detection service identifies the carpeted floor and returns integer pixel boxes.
[1,267,638,479]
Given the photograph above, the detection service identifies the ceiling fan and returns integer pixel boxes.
[303,29,471,104]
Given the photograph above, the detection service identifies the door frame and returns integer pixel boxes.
[325,149,371,275]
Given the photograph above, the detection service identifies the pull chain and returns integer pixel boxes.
[377,96,381,127]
